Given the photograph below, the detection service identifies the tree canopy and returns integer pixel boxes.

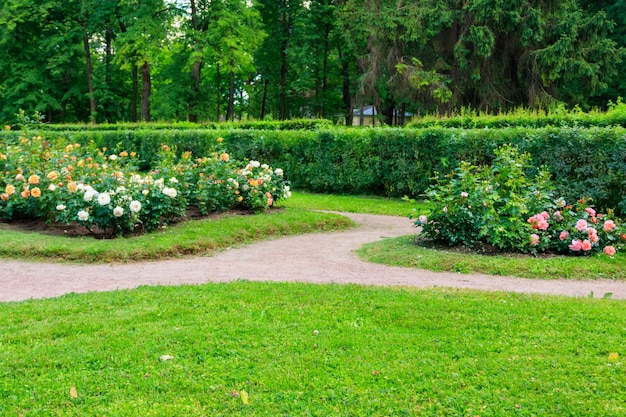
[0,0,623,124]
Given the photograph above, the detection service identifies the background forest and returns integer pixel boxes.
[0,0,624,125]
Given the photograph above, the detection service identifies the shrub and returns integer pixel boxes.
[414,145,623,256]
[414,145,554,251]
[0,134,290,237]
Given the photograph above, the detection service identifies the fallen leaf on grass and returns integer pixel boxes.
[160,355,174,361]
[69,386,78,398]
[240,390,249,405]
[608,352,620,363]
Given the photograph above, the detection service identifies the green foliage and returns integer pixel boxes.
[407,100,626,128]
[4,124,626,215]
[415,145,555,251]
[33,119,333,131]
[0,134,290,237]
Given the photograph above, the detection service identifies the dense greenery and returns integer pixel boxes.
[0,1,624,125]
[407,101,626,129]
[4,125,623,213]
[2,282,626,415]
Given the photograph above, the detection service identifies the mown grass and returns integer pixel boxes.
[280,191,421,216]
[0,207,351,263]
[1,281,625,416]
[358,235,626,280]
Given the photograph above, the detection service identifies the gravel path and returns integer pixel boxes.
[2,212,626,302]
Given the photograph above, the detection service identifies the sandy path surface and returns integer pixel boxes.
[2,212,626,302]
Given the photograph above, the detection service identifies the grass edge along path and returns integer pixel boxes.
[0,208,352,263]
[1,281,624,416]
[358,235,626,281]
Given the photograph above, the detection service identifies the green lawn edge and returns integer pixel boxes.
[358,235,626,281]
[0,208,352,263]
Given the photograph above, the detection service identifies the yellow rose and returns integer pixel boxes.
[47,171,59,181]
[5,184,15,195]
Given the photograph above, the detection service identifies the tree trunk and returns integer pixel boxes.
[279,3,288,120]
[83,25,97,124]
[216,62,221,121]
[140,61,151,122]
[227,59,235,121]
[189,59,202,122]
[338,44,353,125]
[260,79,268,120]
[131,65,138,122]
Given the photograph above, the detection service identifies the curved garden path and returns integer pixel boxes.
[2,212,626,302]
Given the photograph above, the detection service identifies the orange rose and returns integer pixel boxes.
[21,188,30,198]
[220,153,229,162]
[30,187,41,198]
[67,182,78,193]
[217,137,223,143]
[5,184,15,195]
[0,193,9,201]
[47,171,59,181]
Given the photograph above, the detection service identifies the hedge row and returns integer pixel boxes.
[3,126,626,213]
[27,118,333,132]
[406,102,626,129]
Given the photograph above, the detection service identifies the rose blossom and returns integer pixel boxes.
[603,220,616,232]
[56,204,66,211]
[98,192,111,206]
[77,210,89,221]
[553,211,563,221]
[530,234,540,246]
[113,206,124,217]
[559,230,569,241]
[418,215,428,225]
[585,207,596,217]
[569,239,583,251]
[540,211,550,220]
[575,219,588,232]
[461,192,469,198]
[604,246,616,256]
[129,200,142,213]
[581,239,593,251]
[536,219,549,231]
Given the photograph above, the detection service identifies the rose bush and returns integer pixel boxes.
[413,144,623,256]
[0,134,290,237]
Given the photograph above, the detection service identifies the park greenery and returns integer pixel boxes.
[0,1,624,125]
[1,282,625,416]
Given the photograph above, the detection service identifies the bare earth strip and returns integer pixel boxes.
[2,212,626,302]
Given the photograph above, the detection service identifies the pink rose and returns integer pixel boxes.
[536,219,549,231]
[530,234,540,246]
[604,246,616,256]
[540,211,550,220]
[559,230,569,241]
[575,219,588,232]
[590,233,599,243]
[461,192,469,198]
[603,220,616,232]
[569,239,583,251]
[553,211,563,221]
[590,216,599,224]
[585,207,596,217]
[418,215,428,225]
[581,239,592,251]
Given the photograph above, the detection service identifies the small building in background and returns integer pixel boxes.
[352,105,413,126]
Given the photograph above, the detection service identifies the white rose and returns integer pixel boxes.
[98,192,111,206]
[113,206,124,217]
[77,210,89,221]
[109,154,117,161]
[84,190,97,202]
[129,200,142,213]
[48,184,57,191]
[56,204,66,211]
[274,168,284,176]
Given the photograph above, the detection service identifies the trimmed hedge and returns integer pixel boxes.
[27,119,333,132]
[2,126,626,213]
[406,102,626,129]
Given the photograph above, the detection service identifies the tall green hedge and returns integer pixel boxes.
[27,119,333,132]
[406,102,626,129]
[3,126,626,213]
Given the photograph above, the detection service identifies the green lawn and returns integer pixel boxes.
[0,206,352,263]
[1,282,625,416]
[358,235,626,280]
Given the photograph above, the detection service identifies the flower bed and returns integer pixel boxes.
[413,145,623,256]
[0,135,290,238]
